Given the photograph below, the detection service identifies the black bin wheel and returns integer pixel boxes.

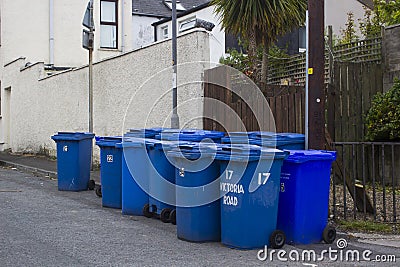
[269,230,286,249]
[169,209,176,225]
[322,225,336,244]
[143,204,153,218]
[95,185,102,198]
[88,179,96,190]
[160,208,172,223]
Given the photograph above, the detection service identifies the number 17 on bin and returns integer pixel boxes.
[225,170,233,180]
[258,173,270,185]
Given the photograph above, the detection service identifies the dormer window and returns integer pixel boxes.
[163,0,186,11]
[179,17,196,33]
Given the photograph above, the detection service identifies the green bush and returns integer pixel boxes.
[219,48,250,74]
[365,79,400,141]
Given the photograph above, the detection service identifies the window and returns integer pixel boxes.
[100,0,118,49]
[161,26,169,39]
[163,0,186,11]
[179,17,196,33]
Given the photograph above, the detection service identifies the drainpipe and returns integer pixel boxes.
[121,0,125,52]
[49,0,54,65]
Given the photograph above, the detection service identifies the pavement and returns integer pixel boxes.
[0,151,399,266]
[0,152,100,183]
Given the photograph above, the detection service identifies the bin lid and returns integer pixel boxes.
[96,136,122,141]
[115,137,153,148]
[284,150,337,163]
[168,143,218,160]
[150,140,192,151]
[145,127,171,134]
[251,132,305,141]
[125,129,157,138]
[157,131,224,142]
[221,136,257,144]
[226,132,250,137]
[271,133,305,142]
[216,144,288,161]
[51,132,95,141]
[248,131,275,138]
[96,136,122,147]
[249,139,305,147]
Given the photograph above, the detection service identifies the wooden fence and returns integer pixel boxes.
[329,62,383,142]
[204,62,383,143]
[203,66,305,133]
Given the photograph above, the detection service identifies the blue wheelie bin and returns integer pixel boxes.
[117,137,151,216]
[277,150,337,245]
[216,145,289,249]
[157,129,224,143]
[146,140,187,222]
[51,132,95,191]
[251,133,305,150]
[126,127,169,139]
[169,143,221,242]
[96,136,122,209]
[221,132,257,144]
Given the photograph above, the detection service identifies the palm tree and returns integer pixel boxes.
[212,0,307,85]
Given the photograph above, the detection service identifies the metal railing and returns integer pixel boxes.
[331,142,399,224]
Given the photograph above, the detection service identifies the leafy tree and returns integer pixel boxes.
[340,12,360,44]
[374,0,400,26]
[220,45,290,80]
[212,0,306,86]
[359,6,381,37]
[359,0,400,38]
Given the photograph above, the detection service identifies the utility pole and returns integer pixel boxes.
[171,0,180,128]
[88,0,94,133]
[307,0,325,149]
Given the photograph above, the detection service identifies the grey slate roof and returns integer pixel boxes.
[132,0,211,18]
[357,0,374,9]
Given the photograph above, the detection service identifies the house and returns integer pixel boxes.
[151,0,374,57]
[152,1,227,64]
[0,0,213,73]
[0,0,373,71]
[0,0,134,70]
[132,0,210,49]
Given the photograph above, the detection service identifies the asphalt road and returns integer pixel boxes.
[0,167,398,267]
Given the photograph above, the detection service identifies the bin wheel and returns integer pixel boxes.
[95,185,102,198]
[143,204,153,218]
[322,226,336,244]
[88,180,96,190]
[169,209,176,225]
[160,208,171,223]
[269,230,286,249]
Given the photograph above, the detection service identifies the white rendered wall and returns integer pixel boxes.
[0,31,210,160]
[132,15,160,49]
[0,0,133,67]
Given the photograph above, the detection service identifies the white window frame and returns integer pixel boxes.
[161,26,169,39]
[100,0,118,49]
[178,17,196,33]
